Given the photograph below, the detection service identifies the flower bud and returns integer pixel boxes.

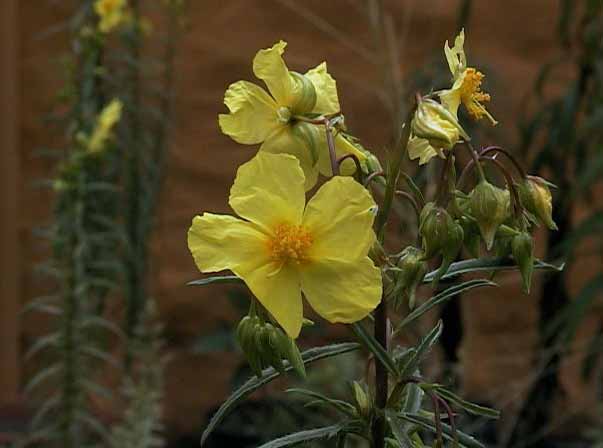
[512,232,534,294]
[432,220,464,285]
[411,98,469,150]
[236,316,263,377]
[283,337,306,378]
[289,71,317,115]
[394,247,428,309]
[469,180,509,250]
[459,215,481,258]
[517,176,557,230]
[419,202,457,259]
[291,121,320,164]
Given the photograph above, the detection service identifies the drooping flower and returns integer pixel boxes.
[94,0,131,34]
[218,41,366,189]
[407,98,469,165]
[188,152,382,338]
[86,99,123,153]
[439,29,497,125]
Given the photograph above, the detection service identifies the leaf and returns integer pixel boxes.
[424,257,564,283]
[25,364,62,395]
[256,422,349,448]
[350,322,399,377]
[397,413,484,448]
[286,388,357,416]
[386,410,414,448]
[200,342,360,446]
[433,386,500,419]
[398,280,496,331]
[25,333,60,360]
[187,275,243,287]
[399,321,443,378]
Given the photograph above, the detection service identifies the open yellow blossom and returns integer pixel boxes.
[188,152,382,338]
[87,99,123,153]
[94,0,131,33]
[218,41,366,190]
[439,29,497,125]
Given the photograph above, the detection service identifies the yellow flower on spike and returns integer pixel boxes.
[87,99,123,153]
[188,152,382,338]
[94,0,131,33]
[218,41,366,190]
[439,29,497,125]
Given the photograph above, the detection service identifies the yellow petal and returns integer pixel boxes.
[305,62,340,115]
[253,40,296,106]
[261,126,319,191]
[244,263,303,338]
[439,82,463,118]
[229,152,306,232]
[444,28,466,79]
[188,213,269,273]
[300,257,382,323]
[303,176,376,261]
[218,81,281,144]
[407,136,441,165]
[317,131,367,177]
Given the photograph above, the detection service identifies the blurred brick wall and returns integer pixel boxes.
[14,0,602,439]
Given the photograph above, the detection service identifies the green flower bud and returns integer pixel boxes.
[291,121,320,164]
[352,381,371,419]
[289,71,317,115]
[459,215,481,258]
[469,180,509,250]
[236,316,264,377]
[283,337,306,378]
[265,323,286,374]
[394,247,428,309]
[432,220,464,286]
[419,202,457,259]
[411,98,469,150]
[512,232,534,294]
[517,176,557,231]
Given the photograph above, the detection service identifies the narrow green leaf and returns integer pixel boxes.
[398,280,496,331]
[433,386,500,419]
[386,410,414,448]
[397,413,484,448]
[286,388,357,417]
[200,342,359,446]
[187,275,243,287]
[350,322,399,377]
[256,422,349,448]
[25,364,62,395]
[424,257,563,282]
[399,321,443,378]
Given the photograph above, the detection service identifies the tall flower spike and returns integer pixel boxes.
[218,41,366,189]
[439,29,498,125]
[188,152,382,338]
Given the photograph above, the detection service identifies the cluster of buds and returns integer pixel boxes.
[236,314,305,378]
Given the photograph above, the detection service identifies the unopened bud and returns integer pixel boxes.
[394,247,428,309]
[459,215,481,258]
[419,203,457,259]
[432,220,464,285]
[289,71,317,115]
[411,98,469,150]
[517,176,557,230]
[511,232,534,294]
[469,180,509,250]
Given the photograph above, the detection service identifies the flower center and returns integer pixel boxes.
[460,68,491,120]
[277,106,292,124]
[268,223,313,265]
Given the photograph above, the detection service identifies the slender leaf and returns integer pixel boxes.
[399,321,443,378]
[397,413,484,448]
[386,410,414,448]
[350,322,399,377]
[256,422,349,448]
[398,280,496,331]
[187,275,243,287]
[286,388,357,416]
[200,342,359,446]
[433,386,500,419]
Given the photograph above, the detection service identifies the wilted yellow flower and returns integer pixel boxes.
[219,41,366,189]
[87,99,123,153]
[439,29,497,125]
[94,0,131,33]
[188,152,382,338]
[408,98,469,165]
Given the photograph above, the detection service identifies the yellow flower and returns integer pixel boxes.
[439,29,497,125]
[218,41,366,190]
[87,99,123,153]
[408,98,469,165]
[94,0,131,33]
[188,152,382,338]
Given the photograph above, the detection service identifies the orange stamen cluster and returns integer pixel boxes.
[268,223,313,264]
[460,68,491,120]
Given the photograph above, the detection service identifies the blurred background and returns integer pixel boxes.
[1,0,602,447]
